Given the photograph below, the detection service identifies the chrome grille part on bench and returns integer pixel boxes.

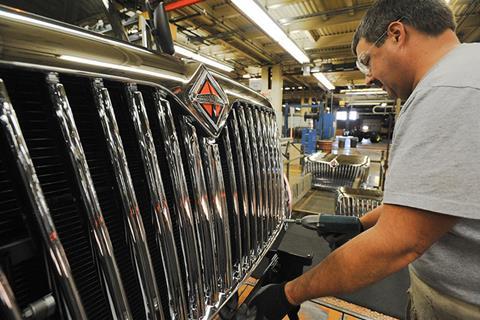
[305,154,370,190]
[335,187,383,217]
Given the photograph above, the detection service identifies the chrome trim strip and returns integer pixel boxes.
[253,108,269,242]
[45,73,132,320]
[237,106,258,257]
[221,125,243,280]
[271,113,285,224]
[0,79,87,320]
[179,116,219,305]
[124,85,188,320]
[152,91,205,319]
[92,80,164,320]
[267,113,279,228]
[200,138,233,294]
[0,267,23,319]
[228,108,251,269]
[260,110,274,236]
[245,107,264,247]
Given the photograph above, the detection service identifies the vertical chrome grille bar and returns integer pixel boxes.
[228,109,251,269]
[45,73,131,320]
[0,267,22,320]
[152,91,205,319]
[266,113,278,228]
[0,79,87,320]
[120,86,188,320]
[92,80,164,320]
[245,107,264,248]
[274,114,286,222]
[270,112,284,225]
[200,138,233,293]
[179,116,219,306]
[237,106,258,256]
[253,108,269,242]
[221,125,243,279]
[260,110,274,236]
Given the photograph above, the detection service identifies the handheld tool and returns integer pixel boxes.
[285,214,363,249]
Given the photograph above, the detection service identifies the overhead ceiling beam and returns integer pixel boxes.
[304,32,355,50]
[283,9,367,32]
[165,0,205,11]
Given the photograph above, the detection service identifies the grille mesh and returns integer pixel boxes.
[0,68,112,320]
[61,76,145,320]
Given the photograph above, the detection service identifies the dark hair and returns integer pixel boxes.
[352,0,456,55]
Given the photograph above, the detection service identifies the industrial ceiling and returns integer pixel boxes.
[169,0,480,95]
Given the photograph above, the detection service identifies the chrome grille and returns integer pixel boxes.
[335,187,383,217]
[0,68,285,320]
[305,154,370,190]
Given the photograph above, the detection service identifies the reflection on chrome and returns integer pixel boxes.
[0,267,22,320]
[59,55,187,83]
[0,8,152,55]
[237,106,258,257]
[153,91,206,319]
[126,84,188,320]
[254,108,269,242]
[221,125,243,280]
[200,138,233,294]
[92,80,164,320]
[179,117,219,305]
[46,73,132,320]
[229,108,251,270]
[245,108,264,250]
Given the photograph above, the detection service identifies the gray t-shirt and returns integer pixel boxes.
[383,43,480,306]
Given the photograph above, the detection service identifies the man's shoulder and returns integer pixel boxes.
[418,43,480,91]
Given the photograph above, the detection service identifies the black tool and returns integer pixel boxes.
[285,214,363,249]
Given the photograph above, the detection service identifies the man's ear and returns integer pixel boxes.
[388,21,406,44]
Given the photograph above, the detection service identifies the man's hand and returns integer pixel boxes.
[248,283,296,320]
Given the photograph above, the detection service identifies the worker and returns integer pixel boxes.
[247,0,480,319]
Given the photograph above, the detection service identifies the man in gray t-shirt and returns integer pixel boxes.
[244,1,480,319]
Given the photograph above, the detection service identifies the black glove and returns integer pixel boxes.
[248,282,296,320]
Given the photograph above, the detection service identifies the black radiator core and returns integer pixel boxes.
[0,68,112,320]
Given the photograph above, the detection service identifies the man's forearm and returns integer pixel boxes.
[359,205,383,229]
[284,224,417,304]
[284,204,458,305]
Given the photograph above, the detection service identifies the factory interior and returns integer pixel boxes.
[0,1,479,320]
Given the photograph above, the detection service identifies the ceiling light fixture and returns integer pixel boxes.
[312,72,335,91]
[231,0,310,64]
[340,88,387,95]
[174,45,234,72]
